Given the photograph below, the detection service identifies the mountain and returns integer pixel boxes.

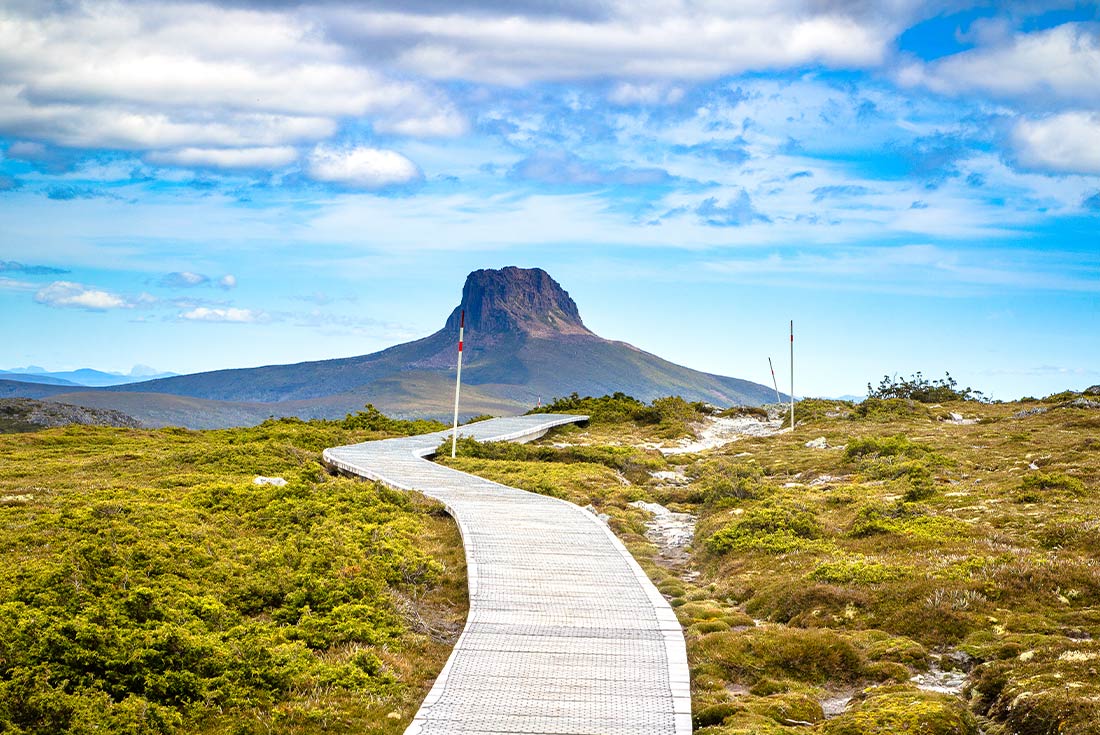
[107,267,778,410]
[7,267,780,427]
[2,367,179,387]
[0,371,82,387]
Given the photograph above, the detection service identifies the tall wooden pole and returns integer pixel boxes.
[789,320,795,431]
[451,309,465,458]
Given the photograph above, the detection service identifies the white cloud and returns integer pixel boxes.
[350,7,895,85]
[147,146,298,169]
[161,271,209,288]
[34,281,129,310]
[218,274,237,289]
[179,306,265,323]
[1013,112,1100,175]
[608,82,684,106]
[0,275,36,291]
[0,3,464,150]
[899,23,1100,107]
[307,145,421,188]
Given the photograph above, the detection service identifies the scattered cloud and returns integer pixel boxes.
[0,261,69,275]
[147,147,298,169]
[218,274,237,289]
[812,185,873,202]
[695,191,769,227]
[307,145,422,189]
[0,276,36,291]
[609,83,684,106]
[160,271,210,288]
[671,141,749,166]
[0,174,21,191]
[510,150,673,186]
[178,306,267,323]
[1012,112,1100,175]
[1084,191,1100,211]
[34,281,133,310]
[45,185,112,201]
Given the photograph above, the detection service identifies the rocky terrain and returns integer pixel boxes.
[0,398,142,432]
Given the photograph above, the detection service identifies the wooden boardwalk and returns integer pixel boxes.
[323,414,691,735]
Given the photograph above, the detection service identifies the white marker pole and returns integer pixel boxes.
[450,309,465,458]
[789,320,795,431]
[768,357,781,404]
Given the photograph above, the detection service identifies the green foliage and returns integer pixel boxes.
[1020,471,1086,497]
[0,423,463,734]
[444,436,664,484]
[692,458,770,506]
[844,435,929,460]
[695,627,867,685]
[823,686,979,735]
[528,392,707,437]
[866,372,984,403]
[810,557,913,585]
[341,403,447,435]
[852,397,931,420]
[706,503,824,555]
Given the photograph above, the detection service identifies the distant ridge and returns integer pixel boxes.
[9,267,781,427]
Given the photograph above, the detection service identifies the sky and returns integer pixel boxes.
[0,0,1098,401]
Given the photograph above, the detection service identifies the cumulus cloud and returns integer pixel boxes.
[34,281,130,310]
[147,146,298,169]
[898,23,1100,108]
[0,3,464,152]
[510,150,673,186]
[179,306,265,323]
[160,271,210,288]
[1012,112,1100,175]
[307,145,421,188]
[218,274,237,289]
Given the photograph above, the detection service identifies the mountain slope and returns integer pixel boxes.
[109,267,778,414]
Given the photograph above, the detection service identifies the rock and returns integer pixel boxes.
[805,436,828,449]
[253,476,287,486]
[1085,385,1100,396]
[583,504,610,523]
[651,469,689,485]
[0,397,142,432]
[949,412,963,421]
[1028,462,1039,470]
[1013,406,1048,418]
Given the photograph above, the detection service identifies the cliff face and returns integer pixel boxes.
[443,267,593,338]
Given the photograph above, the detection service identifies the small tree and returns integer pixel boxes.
[866,372,984,403]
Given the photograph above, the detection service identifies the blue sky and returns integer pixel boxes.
[1,1,1098,400]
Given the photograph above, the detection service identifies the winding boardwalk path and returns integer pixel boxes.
[323,415,692,735]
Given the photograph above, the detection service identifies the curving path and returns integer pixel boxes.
[323,414,692,735]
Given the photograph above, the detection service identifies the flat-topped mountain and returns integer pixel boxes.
[9,267,780,427]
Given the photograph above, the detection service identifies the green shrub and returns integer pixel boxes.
[340,403,447,435]
[706,504,824,555]
[866,372,984,403]
[1020,471,1086,497]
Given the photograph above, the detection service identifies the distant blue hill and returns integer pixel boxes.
[3,367,178,387]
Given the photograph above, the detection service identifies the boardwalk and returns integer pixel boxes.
[323,415,692,735]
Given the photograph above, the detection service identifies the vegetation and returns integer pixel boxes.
[0,417,467,734]
[528,392,708,438]
[446,390,1100,734]
[5,387,1100,734]
[866,372,985,403]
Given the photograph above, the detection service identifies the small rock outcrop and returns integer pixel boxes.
[0,397,142,432]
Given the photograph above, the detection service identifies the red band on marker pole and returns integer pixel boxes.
[460,310,465,329]
[458,341,463,352]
